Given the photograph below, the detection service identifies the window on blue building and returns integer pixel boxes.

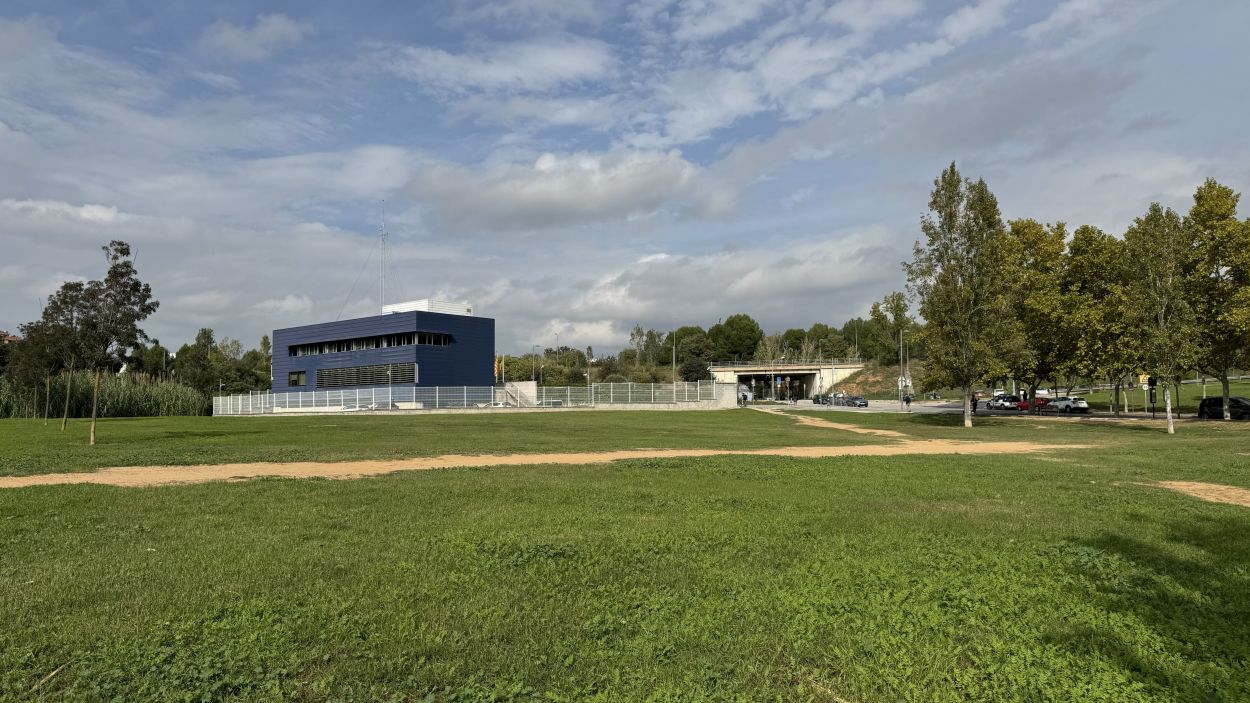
[288,371,306,387]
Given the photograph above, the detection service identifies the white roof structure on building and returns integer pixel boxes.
[381,299,474,316]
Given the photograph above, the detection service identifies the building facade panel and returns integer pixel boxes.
[272,310,494,390]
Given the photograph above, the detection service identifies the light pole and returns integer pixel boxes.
[671,330,679,384]
[531,344,538,382]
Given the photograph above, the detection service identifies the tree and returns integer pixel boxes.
[866,292,913,366]
[805,323,846,359]
[753,333,788,362]
[175,328,218,396]
[628,324,645,367]
[904,163,1016,428]
[1124,203,1198,434]
[78,241,159,444]
[1003,219,1066,407]
[708,314,764,361]
[1058,226,1140,415]
[1185,179,1249,420]
[24,280,91,430]
[780,328,807,355]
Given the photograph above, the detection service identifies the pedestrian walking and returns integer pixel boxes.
[904,393,912,411]
[971,395,978,415]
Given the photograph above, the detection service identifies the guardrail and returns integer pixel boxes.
[213,381,718,416]
[709,358,863,367]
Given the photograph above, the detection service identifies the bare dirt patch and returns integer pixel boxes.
[753,408,909,438]
[1158,481,1250,508]
[0,440,1085,489]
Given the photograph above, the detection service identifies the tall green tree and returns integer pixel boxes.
[1003,219,1066,406]
[79,241,159,445]
[1058,226,1140,415]
[708,314,764,361]
[866,292,913,366]
[904,163,1016,427]
[1185,179,1249,420]
[1124,203,1198,434]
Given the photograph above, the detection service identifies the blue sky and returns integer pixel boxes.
[2,0,1248,353]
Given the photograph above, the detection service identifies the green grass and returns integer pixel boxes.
[1,411,1248,701]
[0,411,881,477]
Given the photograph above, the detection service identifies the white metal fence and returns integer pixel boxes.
[213,381,717,416]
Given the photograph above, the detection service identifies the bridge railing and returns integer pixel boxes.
[709,358,863,367]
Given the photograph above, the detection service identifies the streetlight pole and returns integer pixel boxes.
[671,331,678,384]
[531,344,537,382]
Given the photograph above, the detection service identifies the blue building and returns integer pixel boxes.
[272,300,494,391]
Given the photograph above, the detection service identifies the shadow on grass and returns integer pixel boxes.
[1049,514,1250,701]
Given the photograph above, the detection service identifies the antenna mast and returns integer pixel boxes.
[379,200,387,313]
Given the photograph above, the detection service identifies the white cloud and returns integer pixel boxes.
[671,0,779,41]
[452,0,611,27]
[191,71,242,91]
[630,67,765,147]
[250,295,315,316]
[452,95,622,128]
[199,14,311,62]
[938,0,1014,43]
[823,0,923,33]
[567,229,902,329]
[381,36,615,93]
[406,149,719,229]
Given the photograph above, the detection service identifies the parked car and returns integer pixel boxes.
[1048,396,1090,414]
[1031,396,1052,411]
[1197,396,1250,420]
[846,396,868,408]
[988,394,1021,410]
[812,394,831,405]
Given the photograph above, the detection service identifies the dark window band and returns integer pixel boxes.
[289,332,450,357]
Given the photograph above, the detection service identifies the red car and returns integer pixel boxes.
[1031,397,1052,412]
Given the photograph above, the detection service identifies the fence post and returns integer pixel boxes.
[651,385,655,403]
[464,386,468,407]
[435,386,440,408]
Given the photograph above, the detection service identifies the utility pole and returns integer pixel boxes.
[671,331,678,384]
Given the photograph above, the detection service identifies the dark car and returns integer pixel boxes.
[846,396,868,408]
[1198,396,1250,420]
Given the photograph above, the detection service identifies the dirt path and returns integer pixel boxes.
[752,408,909,438]
[0,440,1083,489]
[1158,481,1250,508]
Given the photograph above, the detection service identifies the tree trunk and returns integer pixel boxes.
[89,368,101,446]
[1164,385,1175,435]
[1222,374,1231,420]
[964,386,973,428]
[60,360,74,431]
[43,375,51,426]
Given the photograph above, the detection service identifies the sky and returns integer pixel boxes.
[2,0,1248,354]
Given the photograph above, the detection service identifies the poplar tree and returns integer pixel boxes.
[905,163,1016,428]
[1185,179,1249,420]
[1124,204,1197,434]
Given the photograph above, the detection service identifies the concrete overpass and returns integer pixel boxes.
[709,359,866,400]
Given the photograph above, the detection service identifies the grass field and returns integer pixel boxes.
[2,410,1248,701]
